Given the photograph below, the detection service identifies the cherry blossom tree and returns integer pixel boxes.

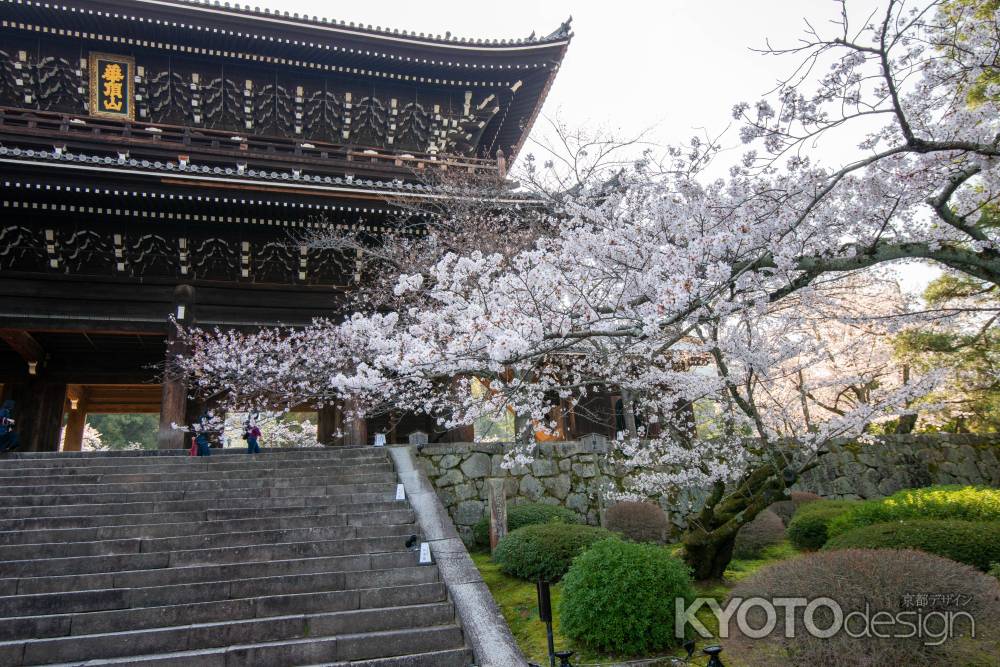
[756,272,925,436]
[177,0,999,578]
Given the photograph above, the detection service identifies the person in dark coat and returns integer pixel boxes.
[194,413,213,457]
[0,400,18,453]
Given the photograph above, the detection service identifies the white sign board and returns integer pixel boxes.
[395,483,406,501]
[418,542,432,564]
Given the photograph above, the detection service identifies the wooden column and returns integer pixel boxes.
[158,285,195,450]
[62,386,88,452]
[14,380,67,452]
[317,402,343,446]
[343,398,368,446]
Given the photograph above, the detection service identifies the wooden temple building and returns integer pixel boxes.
[0,0,574,451]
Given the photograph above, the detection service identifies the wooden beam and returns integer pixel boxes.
[0,330,45,373]
[82,384,162,414]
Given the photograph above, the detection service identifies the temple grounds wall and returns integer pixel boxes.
[413,434,1000,544]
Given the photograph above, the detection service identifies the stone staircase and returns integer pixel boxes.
[0,447,475,666]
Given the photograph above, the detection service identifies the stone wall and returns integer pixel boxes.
[796,434,1000,498]
[414,434,1000,545]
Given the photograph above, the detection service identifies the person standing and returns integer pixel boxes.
[243,417,261,455]
[0,400,18,453]
[193,413,213,457]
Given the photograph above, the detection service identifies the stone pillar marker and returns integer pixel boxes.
[487,477,508,553]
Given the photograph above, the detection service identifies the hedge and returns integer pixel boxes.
[827,485,1000,538]
[472,502,580,549]
[785,500,858,550]
[492,522,611,582]
[823,519,1000,571]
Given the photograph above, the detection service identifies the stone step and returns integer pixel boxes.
[0,500,410,531]
[3,534,421,578]
[0,508,416,546]
[0,480,396,508]
[2,602,460,666]
[0,493,401,521]
[0,522,420,561]
[3,551,420,597]
[0,459,395,484]
[40,632,471,667]
[1,448,388,469]
[0,571,443,639]
[0,449,476,666]
[0,464,395,486]
[0,471,398,497]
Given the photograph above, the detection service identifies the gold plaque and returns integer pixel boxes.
[88,53,135,120]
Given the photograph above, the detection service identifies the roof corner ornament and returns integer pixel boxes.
[547,16,573,40]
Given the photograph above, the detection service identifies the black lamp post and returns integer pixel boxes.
[703,644,725,666]
[536,580,556,667]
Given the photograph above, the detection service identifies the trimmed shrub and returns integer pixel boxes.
[472,502,580,549]
[769,491,822,526]
[728,549,1000,666]
[786,500,858,550]
[823,519,1000,571]
[492,523,611,582]
[604,501,670,544]
[560,538,695,655]
[828,485,1000,538]
[733,509,786,559]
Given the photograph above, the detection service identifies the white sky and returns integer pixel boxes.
[258,0,937,293]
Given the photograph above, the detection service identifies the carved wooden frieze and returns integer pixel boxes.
[0,36,500,156]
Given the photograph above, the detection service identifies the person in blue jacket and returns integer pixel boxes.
[194,413,213,457]
[0,400,18,453]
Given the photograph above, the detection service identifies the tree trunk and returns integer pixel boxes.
[682,527,738,581]
[895,413,918,434]
[680,461,789,580]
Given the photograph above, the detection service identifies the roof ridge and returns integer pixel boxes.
[148,0,573,48]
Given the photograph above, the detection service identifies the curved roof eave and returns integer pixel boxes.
[131,0,573,53]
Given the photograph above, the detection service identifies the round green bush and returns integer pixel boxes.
[604,501,670,543]
[823,519,1000,571]
[733,509,785,559]
[828,485,1000,538]
[769,490,821,526]
[472,502,580,549]
[786,500,858,550]
[492,523,611,582]
[728,549,1000,666]
[559,538,695,655]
